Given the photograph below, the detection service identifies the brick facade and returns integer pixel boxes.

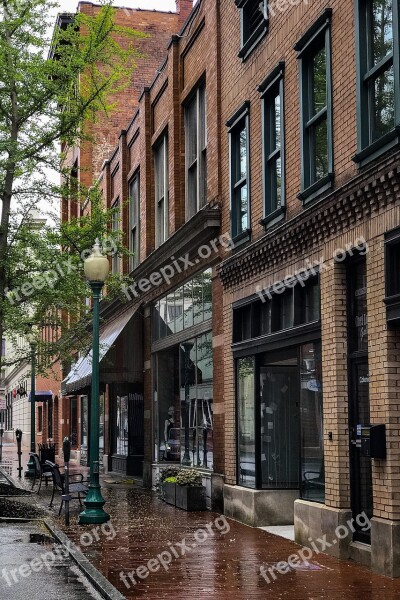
[57,0,400,577]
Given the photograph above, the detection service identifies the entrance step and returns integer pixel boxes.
[259,525,295,541]
[349,540,371,567]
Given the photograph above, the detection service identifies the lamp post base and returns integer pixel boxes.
[79,484,110,525]
[25,456,35,478]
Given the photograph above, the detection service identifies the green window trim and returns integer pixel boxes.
[353,0,400,168]
[128,171,140,272]
[227,102,251,243]
[295,9,334,204]
[259,61,286,228]
[235,0,269,61]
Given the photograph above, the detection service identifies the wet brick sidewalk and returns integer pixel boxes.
[55,485,400,600]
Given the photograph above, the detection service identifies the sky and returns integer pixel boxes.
[58,0,179,13]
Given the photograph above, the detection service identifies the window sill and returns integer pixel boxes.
[260,207,286,230]
[352,127,400,169]
[297,173,334,205]
[232,229,252,249]
[238,22,268,62]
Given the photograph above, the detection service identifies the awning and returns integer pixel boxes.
[29,390,53,402]
[62,307,137,395]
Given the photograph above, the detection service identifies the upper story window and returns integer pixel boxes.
[295,9,334,204]
[236,0,269,60]
[185,83,207,220]
[154,134,169,248]
[259,63,286,227]
[354,0,399,167]
[227,103,250,243]
[111,198,120,274]
[129,173,140,271]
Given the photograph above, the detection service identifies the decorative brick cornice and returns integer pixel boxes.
[219,150,400,289]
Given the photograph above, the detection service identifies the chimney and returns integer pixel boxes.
[176,0,193,28]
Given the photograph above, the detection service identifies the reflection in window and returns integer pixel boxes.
[155,332,213,470]
[116,395,128,456]
[260,354,299,489]
[356,0,395,148]
[237,357,256,488]
[262,68,285,219]
[180,333,213,469]
[228,108,250,239]
[81,395,88,447]
[99,393,104,452]
[153,269,212,341]
[300,342,325,502]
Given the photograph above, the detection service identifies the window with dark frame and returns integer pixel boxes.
[354,0,399,164]
[295,10,333,202]
[154,134,169,248]
[185,84,207,220]
[384,227,400,324]
[227,103,250,241]
[259,63,285,225]
[111,198,120,274]
[236,0,268,60]
[233,276,320,343]
[129,173,140,271]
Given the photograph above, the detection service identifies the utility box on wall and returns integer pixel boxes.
[360,424,386,459]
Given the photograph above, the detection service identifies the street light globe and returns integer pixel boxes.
[84,239,110,283]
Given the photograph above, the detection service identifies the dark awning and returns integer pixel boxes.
[29,390,53,402]
[61,306,137,395]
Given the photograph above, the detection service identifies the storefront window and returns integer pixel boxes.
[116,395,129,456]
[155,332,213,470]
[153,268,212,341]
[300,342,325,502]
[99,393,104,452]
[237,357,256,488]
[81,396,88,447]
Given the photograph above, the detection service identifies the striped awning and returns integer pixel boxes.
[61,307,137,395]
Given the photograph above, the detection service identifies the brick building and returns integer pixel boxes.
[57,1,193,465]
[59,0,400,577]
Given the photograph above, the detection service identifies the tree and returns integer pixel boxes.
[0,0,144,371]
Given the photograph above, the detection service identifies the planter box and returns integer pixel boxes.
[162,482,176,506]
[175,485,206,511]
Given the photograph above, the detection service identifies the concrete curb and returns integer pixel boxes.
[44,519,126,600]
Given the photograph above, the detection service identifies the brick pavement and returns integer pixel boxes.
[54,485,400,600]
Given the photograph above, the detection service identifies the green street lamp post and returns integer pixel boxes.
[79,240,110,525]
[25,332,37,478]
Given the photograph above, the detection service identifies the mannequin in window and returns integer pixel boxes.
[162,405,178,461]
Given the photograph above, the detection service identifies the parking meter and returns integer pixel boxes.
[63,437,71,463]
[15,429,23,477]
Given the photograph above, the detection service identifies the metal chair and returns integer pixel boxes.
[29,452,53,494]
[45,460,88,516]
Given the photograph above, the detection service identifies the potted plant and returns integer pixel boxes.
[175,469,206,511]
[159,466,179,506]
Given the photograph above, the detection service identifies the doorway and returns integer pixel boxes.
[347,257,373,543]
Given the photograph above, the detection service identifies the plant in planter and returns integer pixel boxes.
[175,469,206,511]
[159,466,180,506]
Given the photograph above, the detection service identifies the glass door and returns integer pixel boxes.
[349,359,373,543]
[260,348,300,489]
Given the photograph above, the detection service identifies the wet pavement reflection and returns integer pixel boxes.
[56,485,400,599]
